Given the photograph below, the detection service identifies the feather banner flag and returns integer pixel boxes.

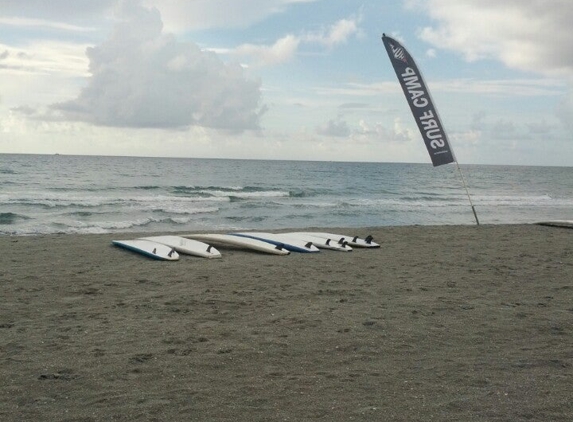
[382,34,455,166]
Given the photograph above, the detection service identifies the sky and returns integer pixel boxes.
[1,0,572,166]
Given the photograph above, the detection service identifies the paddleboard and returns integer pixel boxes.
[112,239,179,261]
[536,220,573,229]
[283,232,352,252]
[140,235,221,258]
[183,233,290,255]
[230,232,320,253]
[287,232,380,248]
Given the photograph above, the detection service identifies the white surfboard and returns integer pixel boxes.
[112,239,179,261]
[230,232,320,253]
[286,232,380,248]
[183,233,290,255]
[536,220,573,229]
[140,235,221,258]
[283,232,352,252]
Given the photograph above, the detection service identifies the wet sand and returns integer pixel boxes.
[1,224,572,421]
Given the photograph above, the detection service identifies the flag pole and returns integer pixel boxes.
[381,33,479,225]
[429,89,480,226]
[454,160,480,225]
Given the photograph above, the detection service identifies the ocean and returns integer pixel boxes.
[1,154,572,236]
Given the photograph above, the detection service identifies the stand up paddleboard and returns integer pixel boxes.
[140,235,221,258]
[112,239,179,261]
[230,232,320,253]
[284,232,352,252]
[286,232,380,248]
[183,233,290,255]
[536,220,573,229]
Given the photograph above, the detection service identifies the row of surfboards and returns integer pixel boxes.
[112,231,380,261]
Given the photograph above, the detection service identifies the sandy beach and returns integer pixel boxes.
[1,224,572,421]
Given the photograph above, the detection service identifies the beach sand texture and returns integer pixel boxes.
[1,225,572,421]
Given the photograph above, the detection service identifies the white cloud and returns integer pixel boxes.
[0,41,90,77]
[144,0,318,31]
[526,119,553,136]
[356,118,412,143]
[490,119,517,139]
[304,16,362,48]
[416,0,573,79]
[231,15,362,67]
[0,0,116,28]
[316,77,564,101]
[0,41,89,108]
[556,91,573,132]
[234,35,301,67]
[0,17,96,32]
[316,118,351,137]
[0,0,318,32]
[431,78,564,97]
[51,3,265,131]
[414,0,573,134]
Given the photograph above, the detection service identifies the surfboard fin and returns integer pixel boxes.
[365,235,374,244]
[275,243,285,251]
[326,239,331,245]
[168,248,176,257]
[352,236,359,243]
[153,248,157,254]
[337,237,345,244]
[207,245,213,253]
[304,242,313,248]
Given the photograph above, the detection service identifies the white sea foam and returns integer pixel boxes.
[2,154,572,235]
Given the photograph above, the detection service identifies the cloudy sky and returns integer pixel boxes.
[1,0,572,165]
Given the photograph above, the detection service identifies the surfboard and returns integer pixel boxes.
[536,220,573,229]
[112,239,179,261]
[230,232,320,253]
[286,232,380,248]
[140,235,221,258]
[283,232,353,252]
[183,233,290,255]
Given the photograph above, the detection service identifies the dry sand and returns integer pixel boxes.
[1,224,572,421]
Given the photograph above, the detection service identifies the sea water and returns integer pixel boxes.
[1,154,572,236]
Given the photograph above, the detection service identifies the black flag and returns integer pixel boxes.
[382,34,455,166]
